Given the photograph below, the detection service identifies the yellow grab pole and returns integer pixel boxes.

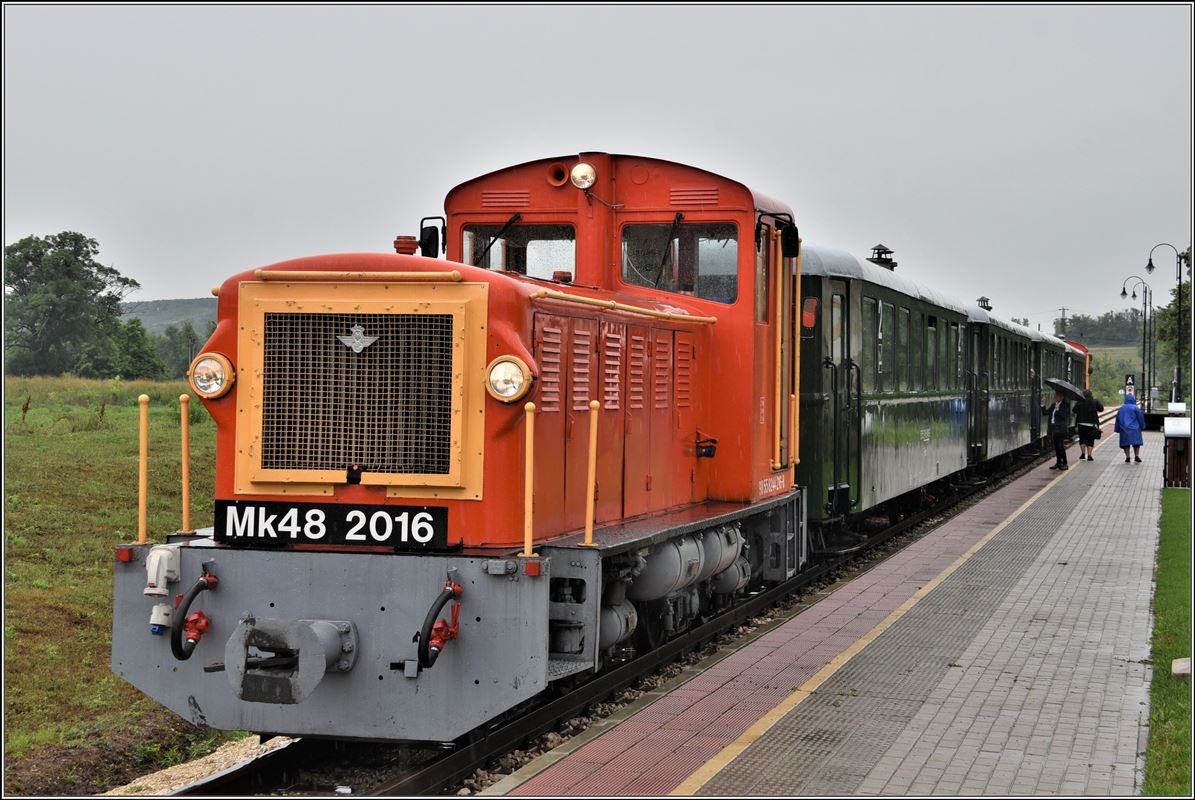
[522,402,536,557]
[180,395,192,532]
[789,393,798,467]
[138,394,149,544]
[582,400,600,547]
[772,231,783,470]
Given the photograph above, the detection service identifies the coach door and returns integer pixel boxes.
[825,279,853,514]
[968,326,988,464]
[1030,342,1043,441]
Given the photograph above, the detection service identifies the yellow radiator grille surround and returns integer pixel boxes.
[235,280,487,500]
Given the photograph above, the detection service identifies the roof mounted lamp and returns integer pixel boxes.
[570,162,597,190]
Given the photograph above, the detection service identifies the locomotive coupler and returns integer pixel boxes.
[224,617,359,704]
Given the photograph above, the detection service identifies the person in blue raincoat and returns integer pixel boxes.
[1115,393,1146,463]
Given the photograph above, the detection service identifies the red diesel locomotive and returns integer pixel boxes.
[112,153,805,741]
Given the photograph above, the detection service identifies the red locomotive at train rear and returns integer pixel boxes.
[111,153,808,741]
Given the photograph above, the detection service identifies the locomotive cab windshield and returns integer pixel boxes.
[620,219,738,302]
[463,221,576,280]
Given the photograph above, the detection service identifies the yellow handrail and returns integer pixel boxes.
[582,400,600,547]
[180,395,192,532]
[772,231,783,470]
[789,393,797,467]
[531,288,717,324]
[522,402,537,557]
[138,395,149,544]
[792,242,803,467]
[253,269,462,283]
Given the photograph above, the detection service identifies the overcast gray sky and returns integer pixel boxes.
[4,4,1192,333]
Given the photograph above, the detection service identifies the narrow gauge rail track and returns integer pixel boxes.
[173,414,1115,797]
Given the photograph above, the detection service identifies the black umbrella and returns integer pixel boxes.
[1044,377,1085,403]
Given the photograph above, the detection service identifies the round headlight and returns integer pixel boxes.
[188,353,235,399]
[486,356,532,402]
[570,162,597,190]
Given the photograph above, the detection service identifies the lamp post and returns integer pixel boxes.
[1120,277,1153,411]
[1146,243,1186,404]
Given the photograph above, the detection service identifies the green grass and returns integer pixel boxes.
[3,376,232,782]
[1145,488,1192,795]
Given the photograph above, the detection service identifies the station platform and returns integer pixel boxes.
[486,426,1164,796]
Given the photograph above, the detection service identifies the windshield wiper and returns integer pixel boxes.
[472,213,521,267]
[652,212,684,287]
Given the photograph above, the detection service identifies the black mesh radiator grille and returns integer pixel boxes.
[260,312,454,475]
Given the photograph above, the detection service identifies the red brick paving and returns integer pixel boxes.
[508,455,1064,796]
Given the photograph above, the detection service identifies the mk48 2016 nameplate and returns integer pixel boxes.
[214,500,448,550]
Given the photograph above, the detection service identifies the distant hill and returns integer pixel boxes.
[121,298,217,336]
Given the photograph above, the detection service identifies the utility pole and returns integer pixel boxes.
[1057,307,1068,336]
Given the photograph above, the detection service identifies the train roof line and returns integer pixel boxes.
[800,244,970,316]
[801,244,1076,350]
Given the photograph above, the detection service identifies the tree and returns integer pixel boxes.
[1065,309,1142,346]
[155,322,200,379]
[4,232,140,375]
[115,318,165,379]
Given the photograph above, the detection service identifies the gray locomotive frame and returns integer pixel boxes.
[112,535,551,742]
[113,487,808,742]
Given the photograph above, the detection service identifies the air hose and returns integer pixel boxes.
[171,573,218,660]
[418,581,462,669]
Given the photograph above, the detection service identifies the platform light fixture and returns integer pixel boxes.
[1145,242,1189,403]
[1119,276,1153,412]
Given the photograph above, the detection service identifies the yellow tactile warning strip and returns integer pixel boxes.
[671,443,1096,795]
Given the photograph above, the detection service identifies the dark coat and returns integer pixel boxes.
[1075,397,1104,426]
[1075,396,1104,440]
[1047,398,1071,435]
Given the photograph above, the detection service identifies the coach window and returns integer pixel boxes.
[863,297,878,393]
[1005,338,1011,388]
[463,224,576,280]
[911,313,923,390]
[994,334,1003,387]
[897,307,909,391]
[881,302,895,393]
[993,336,1000,389]
[622,221,738,303]
[990,334,997,389]
[951,323,962,390]
[831,293,844,364]
[926,316,938,390]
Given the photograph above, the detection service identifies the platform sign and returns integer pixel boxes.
[1125,374,1135,397]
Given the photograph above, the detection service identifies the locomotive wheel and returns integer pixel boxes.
[632,599,668,653]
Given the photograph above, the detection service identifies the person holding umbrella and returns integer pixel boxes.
[1115,392,1146,463]
[1046,389,1072,469]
